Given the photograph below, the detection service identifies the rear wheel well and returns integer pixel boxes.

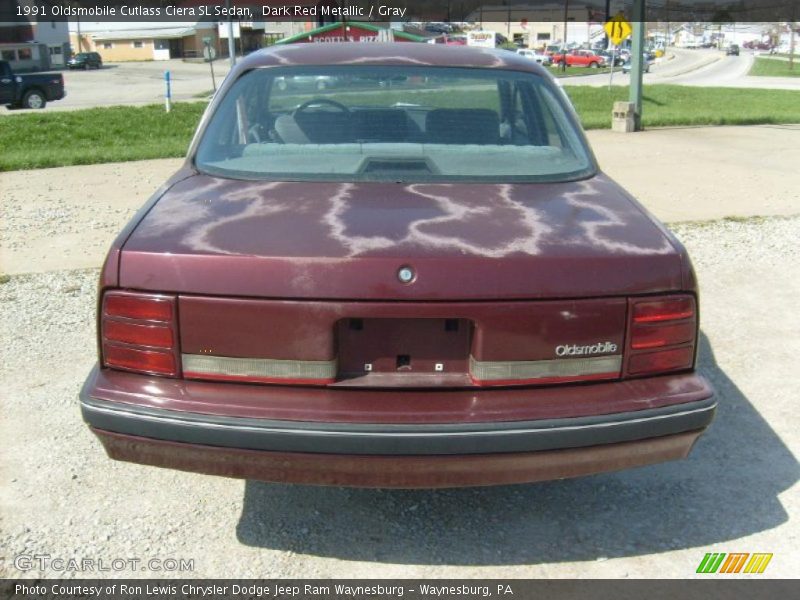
[22,85,46,96]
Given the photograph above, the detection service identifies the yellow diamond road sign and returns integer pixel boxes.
[604,14,632,46]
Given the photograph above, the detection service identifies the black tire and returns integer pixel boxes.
[22,89,46,109]
[589,62,599,68]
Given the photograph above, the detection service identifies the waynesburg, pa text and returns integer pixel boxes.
[15,583,515,598]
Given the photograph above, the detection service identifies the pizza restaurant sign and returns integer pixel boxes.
[312,34,381,43]
[305,25,408,43]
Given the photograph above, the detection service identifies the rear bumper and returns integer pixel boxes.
[81,394,715,456]
[80,366,715,487]
[92,428,706,488]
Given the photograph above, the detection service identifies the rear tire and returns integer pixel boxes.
[22,89,46,109]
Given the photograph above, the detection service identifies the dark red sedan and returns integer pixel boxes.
[80,43,714,488]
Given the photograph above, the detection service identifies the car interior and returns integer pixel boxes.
[195,69,591,179]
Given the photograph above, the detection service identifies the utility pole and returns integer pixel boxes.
[790,5,797,72]
[226,0,236,67]
[561,0,570,72]
[629,0,646,131]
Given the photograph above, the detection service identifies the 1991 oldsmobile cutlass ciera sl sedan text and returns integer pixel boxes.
[80,43,715,488]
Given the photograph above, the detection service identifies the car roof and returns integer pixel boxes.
[234,42,549,75]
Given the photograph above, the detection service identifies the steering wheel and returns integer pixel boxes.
[293,98,350,115]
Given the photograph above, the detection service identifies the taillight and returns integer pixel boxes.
[626,295,696,377]
[101,291,179,377]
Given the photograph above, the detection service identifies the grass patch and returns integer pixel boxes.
[748,57,800,77]
[1,85,799,171]
[564,84,800,129]
[0,103,206,171]
[550,66,614,77]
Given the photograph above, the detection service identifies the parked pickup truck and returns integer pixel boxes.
[0,60,65,109]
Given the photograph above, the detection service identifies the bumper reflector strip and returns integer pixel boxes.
[182,354,337,385]
[470,355,621,386]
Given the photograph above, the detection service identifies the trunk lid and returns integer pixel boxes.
[119,173,684,300]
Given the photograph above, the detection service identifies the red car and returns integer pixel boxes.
[80,44,714,488]
[551,49,607,68]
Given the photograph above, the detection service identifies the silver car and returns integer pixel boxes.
[515,48,552,67]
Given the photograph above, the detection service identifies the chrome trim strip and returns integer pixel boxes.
[469,354,622,381]
[182,353,337,380]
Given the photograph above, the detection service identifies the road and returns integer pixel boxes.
[559,48,800,90]
[670,51,800,90]
[1,59,230,113]
[2,48,798,114]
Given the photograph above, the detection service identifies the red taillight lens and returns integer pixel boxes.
[104,294,173,321]
[103,320,173,349]
[630,321,695,349]
[102,344,176,376]
[101,291,179,377]
[633,297,694,323]
[628,347,695,375]
[626,295,696,377]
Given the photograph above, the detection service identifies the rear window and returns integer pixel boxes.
[195,65,594,183]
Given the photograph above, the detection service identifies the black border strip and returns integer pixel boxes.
[80,394,716,455]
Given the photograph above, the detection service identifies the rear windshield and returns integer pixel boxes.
[195,65,594,183]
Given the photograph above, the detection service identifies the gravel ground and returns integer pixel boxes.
[0,159,180,275]
[1,215,798,579]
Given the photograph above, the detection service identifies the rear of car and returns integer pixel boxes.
[80,44,714,488]
[68,52,102,70]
